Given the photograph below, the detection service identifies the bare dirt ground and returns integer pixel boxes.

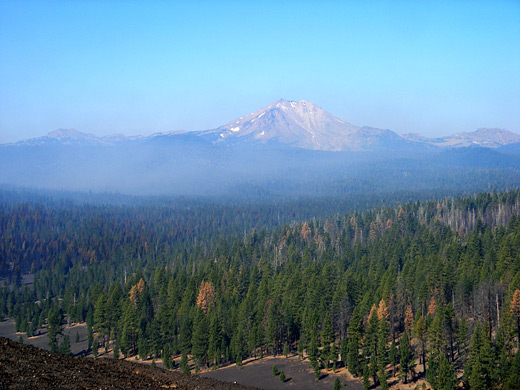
[0,319,89,356]
[0,336,260,390]
[1,320,429,389]
[201,355,363,390]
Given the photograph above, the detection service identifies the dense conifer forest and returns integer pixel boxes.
[1,189,520,389]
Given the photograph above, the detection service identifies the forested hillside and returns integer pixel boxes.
[1,190,520,389]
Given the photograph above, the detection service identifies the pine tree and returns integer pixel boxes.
[428,310,445,361]
[389,339,398,378]
[457,316,468,359]
[377,317,390,389]
[379,365,389,390]
[465,323,497,390]
[60,334,71,355]
[208,310,222,365]
[191,309,209,368]
[362,364,370,390]
[47,305,64,353]
[314,363,321,381]
[93,294,107,351]
[369,352,378,386]
[346,331,361,376]
[364,308,379,360]
[414,315,427,374]
[279,370,286,382]
[340,337,348,365]
[179,315,193,355]
[180,352,190,375]
[321,311,334,368]
[511,289,520,348]
[93,336,99,357]
[121,300,138,357]
[444,303,456,361]
[283,341,290,358]
[331,343,338,372]
[86,307,94,351]
[333,377,341,390]
[377,318,389,369]
[113,341,120,359]
[399,331,413,384]
[308,329,319,364]
[436,354,457,390]
[503,350,520,390]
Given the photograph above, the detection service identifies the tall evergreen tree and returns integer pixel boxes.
[47,305,64,353]
[399,330,413,384]
[60,334,71,356]
[191,309,209,368]
[414,315,427,374]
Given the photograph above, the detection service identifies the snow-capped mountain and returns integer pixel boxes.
[201,99,414,151]
[203,99,359,151]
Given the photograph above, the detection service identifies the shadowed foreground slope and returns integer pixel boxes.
[0,337,259,390]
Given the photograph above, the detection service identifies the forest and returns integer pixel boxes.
[1,189,520,389]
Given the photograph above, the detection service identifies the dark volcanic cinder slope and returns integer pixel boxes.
[0,337,258,390]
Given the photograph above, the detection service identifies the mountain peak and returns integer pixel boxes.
[47,129,92,139]
[211,99,361,151]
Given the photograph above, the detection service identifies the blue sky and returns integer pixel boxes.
[1,1,519,143]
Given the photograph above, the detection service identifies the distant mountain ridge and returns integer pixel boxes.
[7,128,142,147]
[402,128,520,149]
[4,99,519,152]
[2,99,520,196]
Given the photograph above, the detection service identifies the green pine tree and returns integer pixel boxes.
[321,311,334,368]
[340,337,348,365]
[400,331,413,384]
[60,334,71,355]
[503,350,520,390]
[362,364,370,390]
[464,323,497,390]
[93,336,99,357]
[389,339,398,377]
[180,352,190,375]
[346,331,361,376]
[47,305,64,353]
[191,310,209,368]
[283,341,290,358]
[314,363,321,381]
[414,315,427,375]
[436,354,457,390]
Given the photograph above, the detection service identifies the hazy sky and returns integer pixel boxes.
[1,1,519,143]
